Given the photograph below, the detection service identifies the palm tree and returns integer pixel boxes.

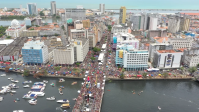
[142,72,147,78]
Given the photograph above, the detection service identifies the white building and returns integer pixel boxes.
[70,29,88,40]
[99,4,105,13]
[98,53,105,62]
[153,49,183,68]
[113,33,139,49]
[111,24,129,34]
[168,37,193,49]
[168,15,180,33]
[22,40,48,64]
[51,1,56,15]
[116,44,149,71]
[149,17,158,30]
[6,19,26,38]
[183,48,199,67]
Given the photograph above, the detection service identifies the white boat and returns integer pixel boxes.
[12,86,19,89]
[0,96,4,101]
[6,90,16,93]
[8,77,12,80]
[11,90,16,93]
[56,99,69,103]
[28,99,37,105]
[46,96,55,100]
[59,78,65,82]
[28,91,45,96]
[51,83,55,87]
[11,79,19,83]
[43,80,48,83]
[22,94,37,99]
[158,106,161,110]
[23,85,30,88]
[22,81,32,84]
[59,90,63,95]
[13,110,25,112]
[73,98,77,101]
[0,74,6,76]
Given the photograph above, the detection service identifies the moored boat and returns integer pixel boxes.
[59,78,65,82]
[28,91,45,96]
[71,82,77,85]
[28,99,37,105]
[23,85,30,88]
[46,96,55,100]
[11,79,19,83]
[0,96,4,101]
[1,74,6,76]
[60,103,70,108]
[57,99,69,103]
[22,81,32,84]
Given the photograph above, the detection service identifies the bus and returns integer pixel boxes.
[147,68,159,72]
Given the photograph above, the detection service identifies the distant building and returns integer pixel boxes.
[147,29,167,38]
[168,37,193,49]
[24,18,31,26]
[74,20,83,29]
[111,24,129,34]
[149,16,158,30]
[116,44,148,71]
[149,43,173,62]
[119,7,126,24]
[70,29,88,39]
[77,5,83,9]
[6,19,26,38]
[51,1,56,16]
[99,4,105,13]
[153,49,184,68]
[183,48,199,67]
[27,3,37,15]
[21,30,39,37]
[82,19,91,28]
[168,15,180,33]
[65,8,86,20]
[88,29,97,48]
[179,15,190,32]
[22,40,48,64]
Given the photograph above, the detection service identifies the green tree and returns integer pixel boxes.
[121,68,125,73]
[180,67,184,71]
[44,35,47,37]
[30,28,34,30]
[108,50,111,53]
[54,33,59,36]
[54,66,60,71]
[108,25,112,31]
[142,72,147,78]
[93,47,101,53]
[39,11,45,16]
[120,73,124,79]
[56,16,60,18]
[61,25,65,30]
[197,64,199,68]
[23,69,30,76]
[162,72,169,78]
[189,67,197,74]
[76,62,80,66]
[90,57,95,61]
[6,36,11,39]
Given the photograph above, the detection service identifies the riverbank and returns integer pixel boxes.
[107,77,193,81]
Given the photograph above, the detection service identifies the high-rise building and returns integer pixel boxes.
[168,15,181,33]
[119,7,126,24]
[99,4,105,13]
[179,16,190,32]
[27,3,37,15]
[65,8,86,20]
[51,1,56,16]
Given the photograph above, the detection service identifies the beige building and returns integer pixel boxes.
[70,29,88,39]
[88,29,96,48]
[168,37,193,49]
[119,7,126,24]
[21,30,39,37]
[82,19,90,28]
[74,20,83,29]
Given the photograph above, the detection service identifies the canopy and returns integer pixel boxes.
[137,75,142,77]
[62,104,70,106]
[159,74,161,76]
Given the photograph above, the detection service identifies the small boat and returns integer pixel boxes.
[60,103,70,108]
[158,106,161,110]
[43,80,48,83]
[59,78,65,82]
[59,91,63,95]
[13,110,25,112]
[28,99,37,105]
[60,86,64,89]
[57,99,69,103]
[28,91,45,96]
[22,94,37,99]
[23,85,30,88]
[73,98,77,101]
[0,74,6,76]
[12,86,19,89]
[71,82,77,85]
[8,77,12,80]
[11,79,19,83]
[22,81,32,84]
[11,90,16,93]
[0,96,4,101]
[46,96,56,100]
[15,98,20,101]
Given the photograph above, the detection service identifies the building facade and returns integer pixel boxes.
[65,8,86,20]
[119,7,126,24]
[70,29,88,39]
[111,25,129,34]
[6,19,26,38]
[153,49,183,68]
[51,1,56,16]
[82,19,91,28]
[22,40,48,64]
[116,44,148,71]
[99,4,105,13]
[27,3,37,15]
[183,48,199,67]
[168,15,180,33]
[168,37,193,49]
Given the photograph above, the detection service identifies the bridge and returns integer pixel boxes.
[106,9,199,11]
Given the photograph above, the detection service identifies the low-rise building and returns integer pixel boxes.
[115,44,149,71]
[21,30,39,37]
[21,40,48,64]
[168,37,193,49]
[183,48,199,67]
[74,20,83,29]
[82,19,91,28]
[111,24,129,34]
[70,29,88,39]
[153,49,184,68]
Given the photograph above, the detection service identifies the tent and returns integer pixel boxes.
[137,75,142,77]
[159,74,161,76]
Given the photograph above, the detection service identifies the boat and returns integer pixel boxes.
[28,99,37,105]
[31,85,45,92]
[12,86,19,89]
[59,78,65,82]
[0,96,3,101]
[73,98,77,101]
[28,91,45,96]
[71,82,77,85]
[36,77,40,79]
[8,77,12,80]
[15,98,20,101]
[13,110,25,112]
[6,90,16,93]
[1,74,6,76]
[22,81,32,84]
[59,90,63,95]
[51,83,55,87]
[22,94,37,99]
[34,82,46,87]
[23,85,30,88]
[60,103,70,108]
[43,80,48,83]
[11,90,16,93]
[158,106,161,110]
[11,79,19,83]
[57,99,69,103]
[46,96,55,100]
[60,86,64,89]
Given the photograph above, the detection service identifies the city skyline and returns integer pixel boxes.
[0,0,199,9]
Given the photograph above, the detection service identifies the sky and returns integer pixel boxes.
[1,0,199,9]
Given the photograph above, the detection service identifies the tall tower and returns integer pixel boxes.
[27,3,37,15]
[119,6,126,24]
[51,1,56,16]
[99,4,105,14]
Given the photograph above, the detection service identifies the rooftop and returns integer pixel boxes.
[157,49,184,53]
[22,40,45,49]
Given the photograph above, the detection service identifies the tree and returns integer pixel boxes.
[54,33,59,36]
[93,47,101,53]
[40,69,48,76]
[23,69,30,76]
[108,50,111,53]
[197,64,199,68]
[90,57,95,62]
[76,62,80,66]
[162,72,169,78]
[54,66,60,71]
[81,68,85,73]
[44,35,47,37]
[142,72,147,78]
[61,25,65,30]
[180,67,184,71]
[39,11,44,16]
[108,25,112,31]
[121,68,125,73]
[120,73,124,79]
[6,36,11,39]
[30,28,34,30]
[189,67,197,75]
[56,16,60,18]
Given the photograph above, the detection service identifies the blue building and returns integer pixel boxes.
[27,3,37,15]
[22,40,48,64]
[116,44,149,71]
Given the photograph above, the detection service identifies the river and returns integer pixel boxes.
[1,72,199,112]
